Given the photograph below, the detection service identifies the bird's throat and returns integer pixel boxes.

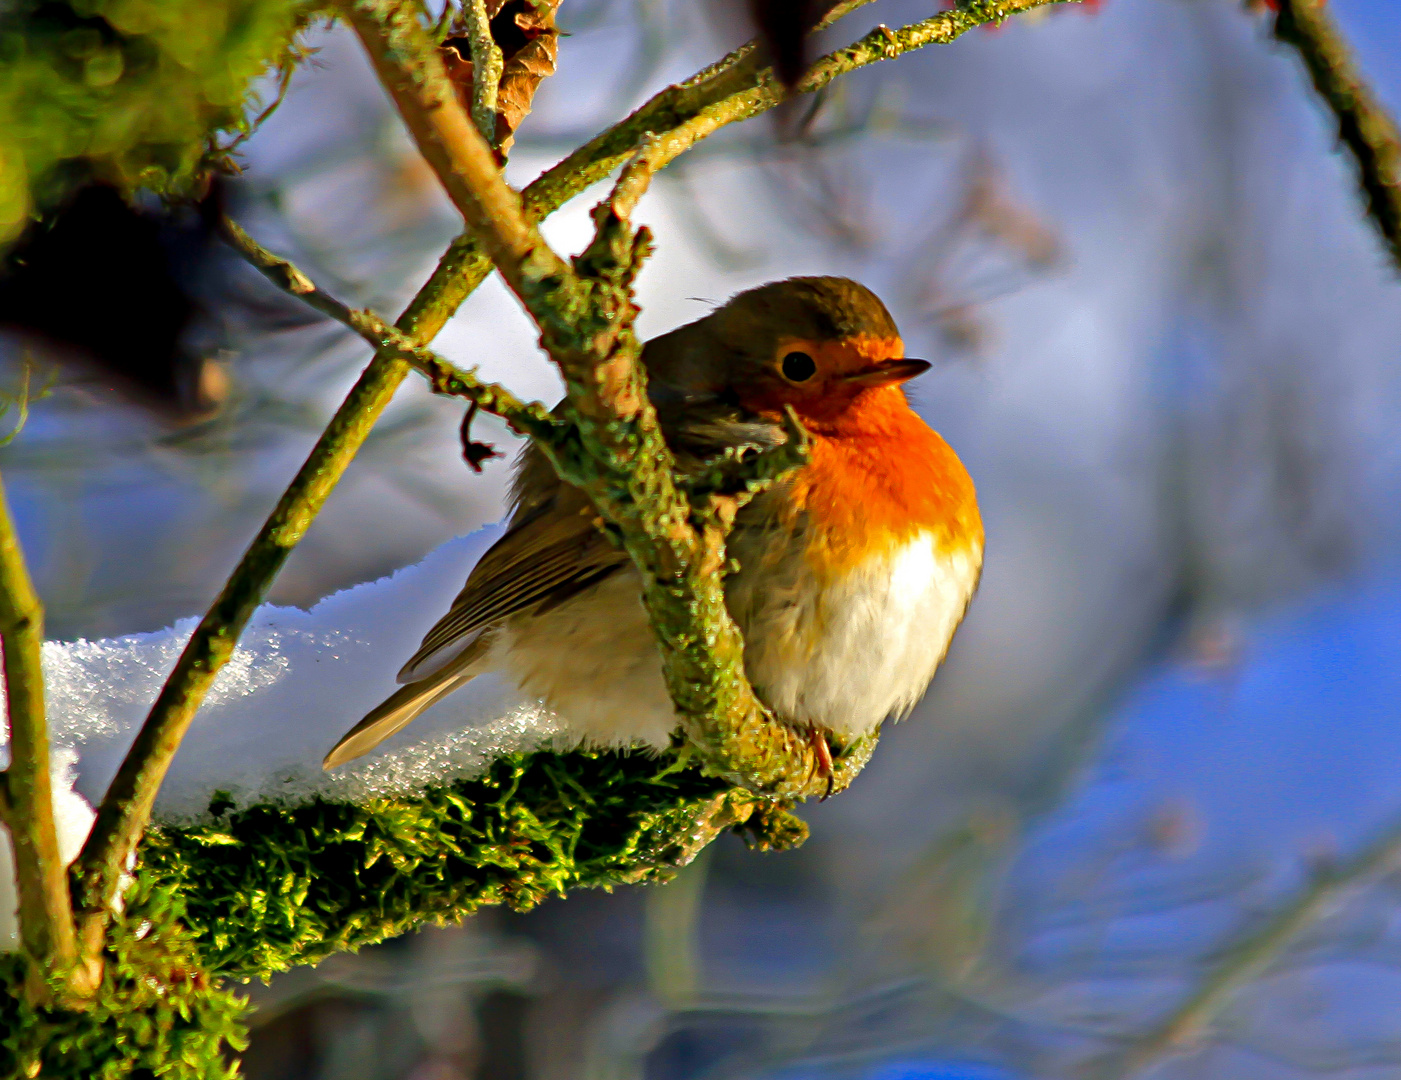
[787,389,982,578]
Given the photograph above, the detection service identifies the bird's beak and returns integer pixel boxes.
[841,358,932,388]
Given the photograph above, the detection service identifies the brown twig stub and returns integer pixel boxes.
[459,402,500,471]
[1274,0,1401,270]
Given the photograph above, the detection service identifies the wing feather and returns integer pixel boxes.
[397,475,626,682]
[397,401,787,684]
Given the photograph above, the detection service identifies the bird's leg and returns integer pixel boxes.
[808,727,834,801]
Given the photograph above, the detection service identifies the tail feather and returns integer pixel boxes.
[323,641,488,769]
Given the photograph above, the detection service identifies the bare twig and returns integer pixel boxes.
[1110,816,1401,1077]
[462,0,503,145]
[221,217,558,439]
[1274,0,1401,269]
[0,471,87,1003]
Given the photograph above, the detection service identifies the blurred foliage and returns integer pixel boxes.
[0,875,249,1080]
[0,0,323,248]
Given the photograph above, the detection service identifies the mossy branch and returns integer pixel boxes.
[0,471,87,1005]
[1274,0,1401,270]
[148,751,785,982]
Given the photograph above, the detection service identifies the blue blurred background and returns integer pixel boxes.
[7,0,1401,1077]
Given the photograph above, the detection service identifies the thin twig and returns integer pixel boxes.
[0,471,86,1003]
[462,0,504,145]
[1274,0,1401,270]
[1109,816,1401,1077]
[433,0,458,41]
[221,217,558,438]
[221,51,301,156]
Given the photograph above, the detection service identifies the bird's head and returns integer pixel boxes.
[643,276,928,427]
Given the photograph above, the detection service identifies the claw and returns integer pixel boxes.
[809,727,834,801]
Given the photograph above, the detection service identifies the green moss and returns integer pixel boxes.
[0,876,249,1080]
[0,0,320,245]
[0,748,802,1076]
[145,747,766,982]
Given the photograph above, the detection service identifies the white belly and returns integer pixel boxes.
[494,532,981,749]
[736,533,982,740]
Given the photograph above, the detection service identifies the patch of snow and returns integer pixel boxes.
[2,525,568,829]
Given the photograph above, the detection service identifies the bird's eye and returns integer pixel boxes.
[781,351,817,382]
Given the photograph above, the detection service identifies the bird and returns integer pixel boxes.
[324,276,984,772]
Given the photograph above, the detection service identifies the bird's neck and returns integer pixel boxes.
[788,388,982,576]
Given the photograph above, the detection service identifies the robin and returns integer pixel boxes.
[324,277,984,773]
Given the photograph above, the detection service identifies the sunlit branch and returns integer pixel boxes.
[0,470,86,1003]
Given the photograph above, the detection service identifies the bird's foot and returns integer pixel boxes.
[809,727,834,801]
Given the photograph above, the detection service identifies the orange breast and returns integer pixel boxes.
[784,387,983,578]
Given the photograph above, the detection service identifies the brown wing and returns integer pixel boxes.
[397,453,627,682]
[398,341,788,686]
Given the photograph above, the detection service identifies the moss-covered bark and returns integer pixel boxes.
[0,877,248,1080]
[147,749,793,981]
[1,748,805,1080]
